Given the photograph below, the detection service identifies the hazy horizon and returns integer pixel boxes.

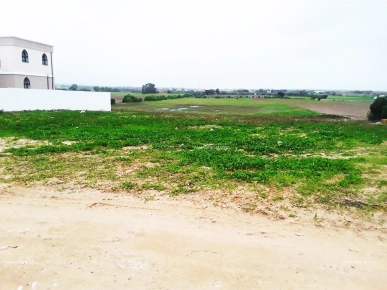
[1,0,386,90]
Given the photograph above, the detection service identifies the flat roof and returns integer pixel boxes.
[0,36,53,49]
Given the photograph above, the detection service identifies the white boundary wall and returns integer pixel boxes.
[0,88,111,112]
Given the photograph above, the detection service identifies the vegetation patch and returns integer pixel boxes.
[0,110,386,221]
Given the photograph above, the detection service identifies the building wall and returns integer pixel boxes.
[0,37,54,89]
[0,88,111,112]
[0,74,54,89]
[0,74,15,87]
[0,45,53,76]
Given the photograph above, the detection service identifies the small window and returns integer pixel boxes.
[42,53,48,65]
[22,50,29,63]
[24,77,30,89]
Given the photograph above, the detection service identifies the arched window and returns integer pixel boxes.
[24,77,30,89]
[22,50,29,63]
[42,53,48,65]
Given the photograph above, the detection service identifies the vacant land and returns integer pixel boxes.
[0,102,386,288]
[112,95,372,120]
[1,109,386,222]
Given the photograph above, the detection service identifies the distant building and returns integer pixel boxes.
[0,36,54,89]
[314,90,326,94]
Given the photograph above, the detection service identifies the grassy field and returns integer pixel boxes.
[112,92,375,102]
[0,108,386,220]
[111,94,372,119]
[113,97,320,117]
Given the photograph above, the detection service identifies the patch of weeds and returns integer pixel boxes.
[365,157,387,165]
[289,213,296,218]
[170,184,195,196]
[122,181,136,191]
[378,180,387,188]
[141,182,166,191]
[272,195,284,202]
[312,213,324,223]
[144,195,155,202]
[114,157,132,162]
[376,191,387,203]
[136,165,164,178]
[279,205,290,211]
[242,203,257,212]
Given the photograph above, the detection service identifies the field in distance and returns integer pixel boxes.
[111,93,372,120]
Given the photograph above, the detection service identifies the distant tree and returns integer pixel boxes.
[368,96,387,121]
[215,88,220,95]
[277,92,285,98]
[204,89,215,95]
[69,84,78,91]
[236,89,249,94]
[111,98,116,105]
[93,86,120,92]
[142,83,157,94]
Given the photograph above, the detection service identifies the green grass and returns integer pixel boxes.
[113,97,319,117]
[0,110,386,214]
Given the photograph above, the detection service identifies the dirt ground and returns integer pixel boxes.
[1,185,386,289]
[295,100,371,120]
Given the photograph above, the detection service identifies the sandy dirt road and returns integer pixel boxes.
[1,186,386,289]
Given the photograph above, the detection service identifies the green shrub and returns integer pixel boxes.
[310,95,328,101]
[144,95,167,101]
[111,98,116,105]
[381,105,387,119]
[122,94,142,103]
[368,97,387,121]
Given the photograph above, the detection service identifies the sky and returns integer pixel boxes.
[1,0,386,90]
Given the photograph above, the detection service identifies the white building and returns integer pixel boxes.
[0,36,54,90]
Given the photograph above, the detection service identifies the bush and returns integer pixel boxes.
[310,94,328,101]
[122,94,142,103]
[144,95,167,101]
[111,98,116,105]
[368,97,387,121]
[381,105,387,119]
[143,94,193,101]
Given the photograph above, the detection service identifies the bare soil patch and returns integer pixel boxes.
[1,185,386,289]
[296,100,370,120]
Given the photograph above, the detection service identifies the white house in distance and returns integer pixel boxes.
[0,36,54,90]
